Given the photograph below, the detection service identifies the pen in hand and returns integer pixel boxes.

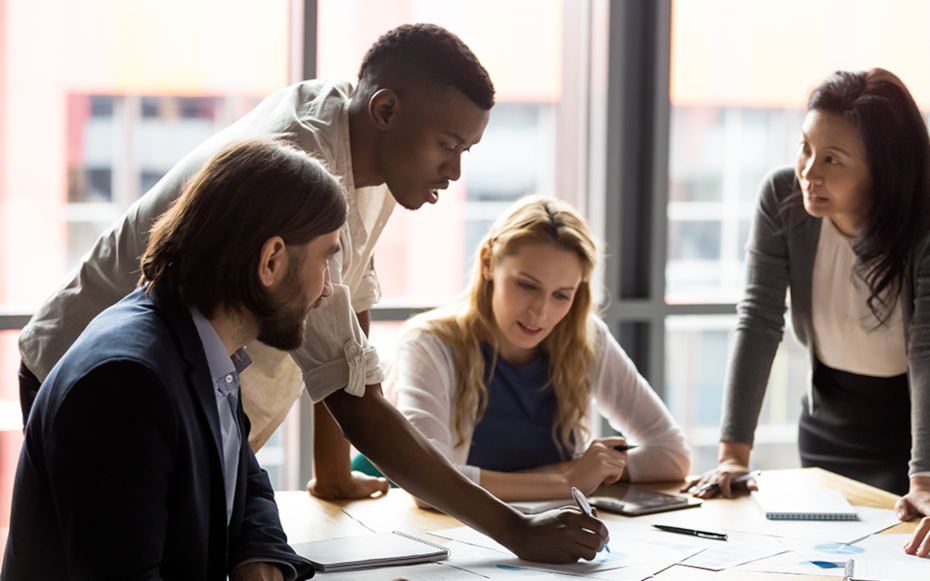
[571,487,610,553]
[614,444,638,452]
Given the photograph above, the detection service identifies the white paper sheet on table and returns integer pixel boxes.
[431,523,698,575]
[846,557,930,580]
[732,550,847,577]
[431,522,744,576]
[426,538,655,581]
[677,540,787,571]
[725,506,900,543]
[781,534,925,565]
[429,527,510,554]
[440,540,552,578]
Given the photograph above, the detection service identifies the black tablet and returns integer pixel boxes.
[589,484,702,516]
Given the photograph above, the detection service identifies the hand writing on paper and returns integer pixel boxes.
[504,507,610,563]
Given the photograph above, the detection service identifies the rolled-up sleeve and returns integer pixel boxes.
[290,284,384,402]
[350,254,381,314]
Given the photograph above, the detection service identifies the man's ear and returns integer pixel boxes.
[479,245,494,281]
[258,236,288,288]
[369,88,400,131]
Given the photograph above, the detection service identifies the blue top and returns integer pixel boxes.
[467,343,572,471]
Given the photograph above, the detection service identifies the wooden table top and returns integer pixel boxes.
[275,467,921,580]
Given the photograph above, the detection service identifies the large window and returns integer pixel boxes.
[0,0,291,555]
[314,0,586,369]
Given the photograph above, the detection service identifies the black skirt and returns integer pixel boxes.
[798,359,911,495]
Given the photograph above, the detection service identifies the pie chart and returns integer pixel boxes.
[813,543,865,555]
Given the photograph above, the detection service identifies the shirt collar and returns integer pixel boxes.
[189,306,252,382]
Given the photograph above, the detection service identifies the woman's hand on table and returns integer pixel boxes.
[904,516,930,558]
[895,476,930,558]
[564,437,630,494]
[896,475,930,520]
[680,440,757,498]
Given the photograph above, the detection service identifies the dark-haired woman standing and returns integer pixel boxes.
[682,68,930,541]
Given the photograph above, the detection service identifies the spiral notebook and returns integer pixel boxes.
[750,489,858,521]
[290,531,450,572]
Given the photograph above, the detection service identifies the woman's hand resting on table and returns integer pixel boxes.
[564,437,630,495]
[900,476,930,558]
[680,441,758,498]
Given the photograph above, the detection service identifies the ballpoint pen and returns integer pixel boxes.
[614,444,639,452]
[698,470,762,493]
[571,487,610,553]
[652,524,728,541]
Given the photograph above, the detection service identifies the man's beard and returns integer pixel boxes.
[256,263,324,351]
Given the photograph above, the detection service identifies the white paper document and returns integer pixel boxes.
[846,557,930,580]
[677,541,786,571]
[725,505,899,543]
[440,540,552,578]
[732,550,847,576]
[431,523,705,575]
[421,536,656,581]
[429,527,511,554]
[781,534,922,564]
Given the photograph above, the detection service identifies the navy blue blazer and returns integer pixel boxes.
[2,286,313,580]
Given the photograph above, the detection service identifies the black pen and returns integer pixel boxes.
[652,524,728,541]
[614,444,638,452]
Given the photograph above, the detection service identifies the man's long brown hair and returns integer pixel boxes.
[140,138,347,318]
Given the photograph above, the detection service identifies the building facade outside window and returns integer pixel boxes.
[0,0,291,556]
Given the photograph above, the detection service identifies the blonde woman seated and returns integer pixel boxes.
[394,196,691,503]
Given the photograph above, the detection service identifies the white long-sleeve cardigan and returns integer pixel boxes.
[394,314,692,485]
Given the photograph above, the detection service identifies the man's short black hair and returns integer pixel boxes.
[358,23,495,110]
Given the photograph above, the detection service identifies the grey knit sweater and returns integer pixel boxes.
[719,167,930,476]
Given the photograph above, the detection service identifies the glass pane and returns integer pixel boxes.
[667,0,930,303]
[369,320,406,404]
[664,315,809,473]
[0,0,290,554]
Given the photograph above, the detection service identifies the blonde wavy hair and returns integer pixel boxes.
[406,195,598,453]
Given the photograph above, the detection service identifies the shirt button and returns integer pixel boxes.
[225,374,234,384]
[349,345,359,354]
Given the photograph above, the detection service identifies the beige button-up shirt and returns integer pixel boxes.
[20,79,392,449]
